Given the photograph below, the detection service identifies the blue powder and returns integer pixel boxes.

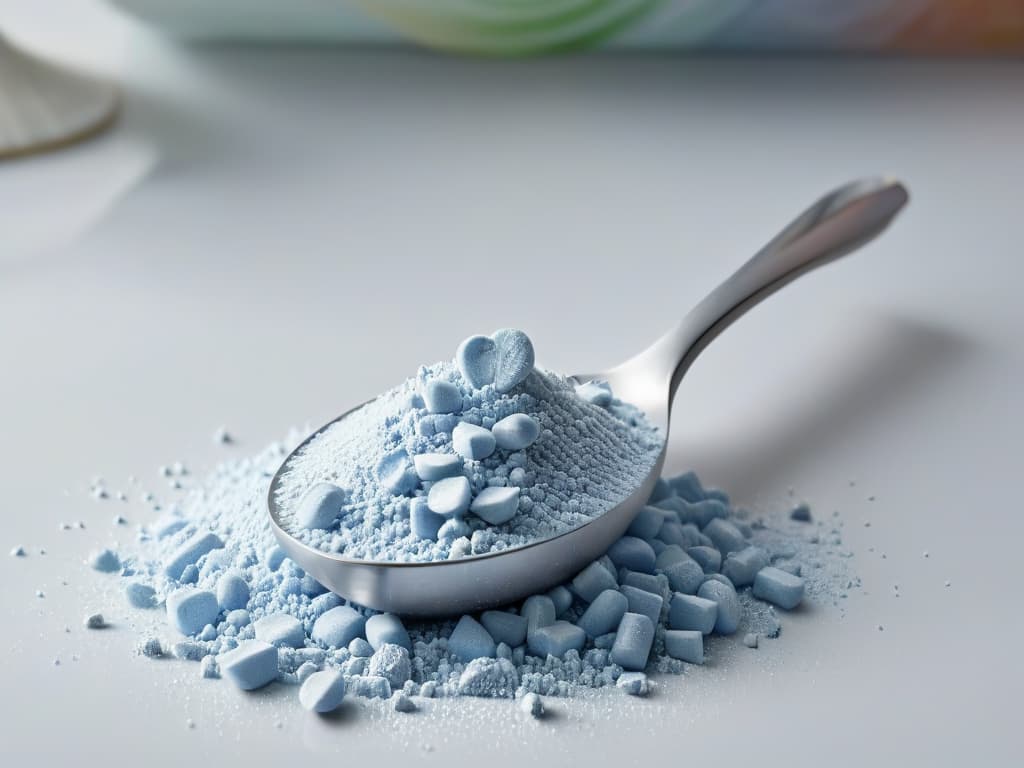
[74,334,852,715]
[273,332,662,562]
[82,431,848,712]
[88,548,121,573]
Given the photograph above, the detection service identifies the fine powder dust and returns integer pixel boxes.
[61,331,855,713]
[78,431,853,708]
[274,363,662,562]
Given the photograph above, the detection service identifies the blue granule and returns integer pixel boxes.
[88,548,121,573]
[138,637,164,658]
[78,332,851,716]
[790,502,813,522]
[87,449,844,711]
[273,331,663,562]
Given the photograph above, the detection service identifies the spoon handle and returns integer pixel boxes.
[635,177,909,401]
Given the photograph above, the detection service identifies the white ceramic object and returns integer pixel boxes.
[0,35,118,159]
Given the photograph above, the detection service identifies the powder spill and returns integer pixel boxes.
[75,437,849,714]
[65,330,855,719]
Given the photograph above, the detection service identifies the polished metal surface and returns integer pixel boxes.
[268,177,909,617]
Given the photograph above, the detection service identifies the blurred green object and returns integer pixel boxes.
[110,0,1024,55]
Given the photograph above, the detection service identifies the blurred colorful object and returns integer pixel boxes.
[111,0,1024,54]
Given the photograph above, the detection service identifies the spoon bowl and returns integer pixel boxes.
[268,177,909,617]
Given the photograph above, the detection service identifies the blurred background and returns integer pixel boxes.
[2,1,1022,765]
[2,0,1021,256]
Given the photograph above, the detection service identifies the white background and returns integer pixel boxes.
[1,2,1022,765]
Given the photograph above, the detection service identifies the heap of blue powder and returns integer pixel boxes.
[82,448,850,713]
[71,329,853,714]
[274,330,662,561]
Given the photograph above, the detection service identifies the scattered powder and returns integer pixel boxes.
[75,431,849,713]
[66,331,856,717]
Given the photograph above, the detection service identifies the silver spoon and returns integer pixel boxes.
[268,177,909,617]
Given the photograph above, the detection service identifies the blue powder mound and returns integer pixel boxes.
[83,427,851,710]
[273,333,662,562]
[72,332,854,714]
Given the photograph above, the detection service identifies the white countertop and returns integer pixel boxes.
[2,2,1022,765]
